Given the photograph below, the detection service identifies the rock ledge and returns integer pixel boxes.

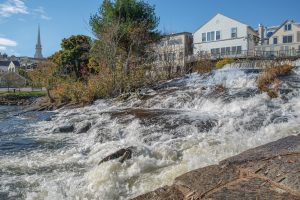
[133,135,300,200]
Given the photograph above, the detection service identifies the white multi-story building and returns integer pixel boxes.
[255,20,300,57]
[193,13,259,58]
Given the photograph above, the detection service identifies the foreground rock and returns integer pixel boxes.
[133,135,300,200]
[54,124,75,133]
[76,122,92,134]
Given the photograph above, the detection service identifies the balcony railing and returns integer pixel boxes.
[187,49,300,62]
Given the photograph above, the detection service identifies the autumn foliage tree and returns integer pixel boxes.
[28,61,57,102]
[89,0,160,92]
[60,35,92,79]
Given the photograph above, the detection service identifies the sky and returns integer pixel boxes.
[0,0,300,57]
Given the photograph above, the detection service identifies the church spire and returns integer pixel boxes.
[34,25,43,59]
[37,25,41,46]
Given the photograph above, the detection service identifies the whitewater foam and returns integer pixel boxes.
[1,67,300,200]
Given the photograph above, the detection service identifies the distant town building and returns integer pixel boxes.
[256,20,300,57]
[153,32,193,73]
[0,53,8,60]
[0,61,21,73]
[34,25,44,59]
[193,13,259,58]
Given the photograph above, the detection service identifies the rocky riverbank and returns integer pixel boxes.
[133,135,300,200]
[0,95,39,106]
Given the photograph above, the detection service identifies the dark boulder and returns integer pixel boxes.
[76,122,92,134]
[54,124,75,133]
[98,147,133,165]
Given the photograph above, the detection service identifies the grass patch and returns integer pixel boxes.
[0,90,46,97]
[257,64,293,98]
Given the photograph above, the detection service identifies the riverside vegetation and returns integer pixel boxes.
[27,0,292,107]
[257,64,293,98]
[29,0,163,105]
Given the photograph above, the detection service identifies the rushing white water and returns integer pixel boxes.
[1,66,300,200]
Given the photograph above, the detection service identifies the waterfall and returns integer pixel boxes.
[1,66,300,200]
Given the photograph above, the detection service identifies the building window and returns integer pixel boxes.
[283,35,293,43]
[207,31,215,41]
[273,37,278,44]
[221,47,226,55]
[211,48,220,56]
[207,32,211,41]
[216,31,221,40]
[202,33,206,42]
[231,27,237,38]
[167,53,175,61]
[237,46,242,54]
[232,46,237,54]
[297,31,300,42]
[167,39,182,45]
[211,31,215,41]
[284,24,292,31]
[226,47,231,55]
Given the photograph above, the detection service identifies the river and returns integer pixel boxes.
[1,66,300,200]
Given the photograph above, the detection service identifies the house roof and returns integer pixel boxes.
[268,19,294,38]
[0,61,21,67]
[194,13,257,34]
[162,32,192,38]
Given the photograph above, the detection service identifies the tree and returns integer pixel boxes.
[60,35,91,79]
[28,61,57,102]
[1,72,26,92]
[17,68,29,80]
[89,0,160,85]
[49,50,63,65]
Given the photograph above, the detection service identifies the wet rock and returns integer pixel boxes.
[214,84,227,93]
[54,124,75,133]
[132,135,300,200]
[76,122,92,134]
[98,147,133,165]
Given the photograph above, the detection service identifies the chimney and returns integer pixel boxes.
[258,24,264,45]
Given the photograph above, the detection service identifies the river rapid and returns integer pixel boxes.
[1,66,300,200]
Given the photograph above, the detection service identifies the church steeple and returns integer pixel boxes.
[34,25,43,59]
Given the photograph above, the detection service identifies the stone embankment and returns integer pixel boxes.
[133,135,300,200]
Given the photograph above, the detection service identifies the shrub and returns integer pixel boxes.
[88,69,114,99]
[194,59,215,73]
[257,64,293,98]
[216,58,235,69]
